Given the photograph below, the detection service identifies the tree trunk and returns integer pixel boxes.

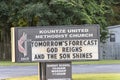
[0,27,11,60]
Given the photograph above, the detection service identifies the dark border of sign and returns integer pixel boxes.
[12,24,100,62]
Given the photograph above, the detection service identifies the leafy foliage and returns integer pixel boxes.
[110,0,120,25]
[0,0,118,60]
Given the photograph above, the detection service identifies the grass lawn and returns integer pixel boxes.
[0,61,37,66]
[7,73,120,80]
[0,60,120,66]
[72,60,120,65]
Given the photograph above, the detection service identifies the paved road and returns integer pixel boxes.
[0,66,37,79]
[72,64,120,74]
[0,64,120,79]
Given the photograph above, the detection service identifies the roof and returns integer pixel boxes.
[107,25,120,29]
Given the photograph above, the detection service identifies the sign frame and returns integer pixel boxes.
[11,24,100,62]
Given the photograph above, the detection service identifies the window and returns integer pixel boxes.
[110,33,115,42]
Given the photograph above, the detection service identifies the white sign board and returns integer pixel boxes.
[32,39,98,61]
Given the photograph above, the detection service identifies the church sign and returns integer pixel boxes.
[11,25,100,62]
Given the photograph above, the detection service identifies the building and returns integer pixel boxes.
[101,25,120,60]
[107,25,120,44]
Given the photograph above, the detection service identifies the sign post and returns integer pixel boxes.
[38,62,46,80]
[11,24,100,80]
[38,62,71,80]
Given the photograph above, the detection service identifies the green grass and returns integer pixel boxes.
[6,73,120,80]
[72,60,120,65]
[73,73,120,80]
[0,60,120,66]
[0,61,37,66]
[7,75,38,80]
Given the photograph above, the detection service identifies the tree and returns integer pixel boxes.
[19,0,114,42]
[110,0,120,25]
[0,0,116,60]
[0,0,11,60]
